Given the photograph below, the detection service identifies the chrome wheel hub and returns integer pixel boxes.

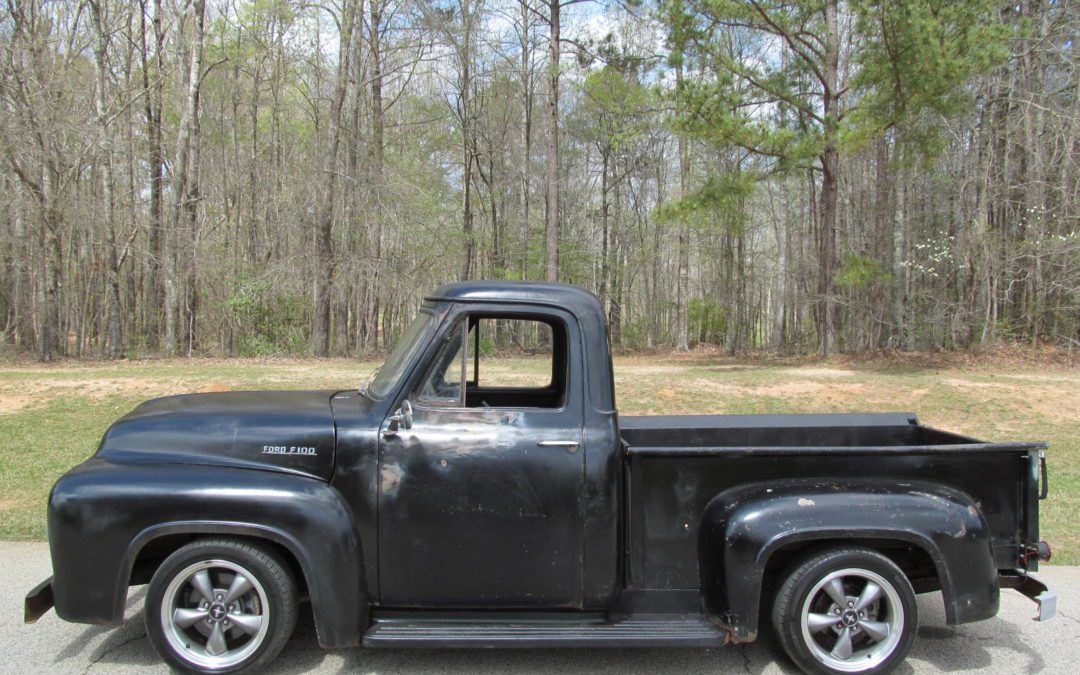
[161,559,270,670]
[800,568,904,672]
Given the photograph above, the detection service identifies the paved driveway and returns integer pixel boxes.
[3,542,1077,674]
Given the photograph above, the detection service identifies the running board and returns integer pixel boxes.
[363,614,727,648]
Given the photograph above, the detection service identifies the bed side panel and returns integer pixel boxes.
[627,450,1026,589]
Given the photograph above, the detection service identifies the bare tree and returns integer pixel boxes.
[312,0,359,356]
[164,0,206,356]
[544,0,560,281]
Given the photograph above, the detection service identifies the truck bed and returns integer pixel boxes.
[620,413,1045,589]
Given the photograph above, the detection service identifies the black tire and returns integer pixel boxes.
[145,538,298,674]
[771,547,918,675]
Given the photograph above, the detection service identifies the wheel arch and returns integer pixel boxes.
[759,536,941,606]
[755,533,945,634]
[127,530,306,592]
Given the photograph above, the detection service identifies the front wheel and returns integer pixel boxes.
[771,547,918,674]
[145,538,298,673]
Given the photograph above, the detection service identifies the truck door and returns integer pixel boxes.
[377,306,586,608]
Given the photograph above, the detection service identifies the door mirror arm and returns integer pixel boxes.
[383,399,413,438]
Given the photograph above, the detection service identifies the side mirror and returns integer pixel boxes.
[383,399,413,438]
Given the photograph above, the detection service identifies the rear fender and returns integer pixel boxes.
[698,479,997,642]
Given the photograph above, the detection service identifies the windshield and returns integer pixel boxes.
[365,310,436,399]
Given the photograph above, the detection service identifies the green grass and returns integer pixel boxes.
[1,355,1076,564]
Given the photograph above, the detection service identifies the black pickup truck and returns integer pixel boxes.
[26,281,1055,674]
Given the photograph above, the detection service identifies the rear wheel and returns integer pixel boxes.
[145,538,298,673]
[771,547,917,674]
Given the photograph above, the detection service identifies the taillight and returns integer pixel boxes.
[1036,541,1052,562]
[1024,541,1052,564]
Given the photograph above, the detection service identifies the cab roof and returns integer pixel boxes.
[425,281,604,320]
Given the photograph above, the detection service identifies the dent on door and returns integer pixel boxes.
[381,406,559,515]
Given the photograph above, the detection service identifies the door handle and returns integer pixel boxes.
[538,440,580,453]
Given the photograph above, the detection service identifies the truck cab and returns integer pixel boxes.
[27,281,1055,675]
[366,284,615,609]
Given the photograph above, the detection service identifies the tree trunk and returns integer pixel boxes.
[164,0,205,357]
[140,0,164,350]
[771,181,789,350]
[312,0,357,356]
[610,164,623,344]
[544,0,560,282]
[674,64,691,351]
[817,0,840,356]
[365,0,383,352]
[39,172,60,362]
[11,203,33,350]
[598,149,610,309]
[90,0,124,359]
[184,61,204,357]
[518,0,533,279]
[461,39,475,280]
[338,1,365,355]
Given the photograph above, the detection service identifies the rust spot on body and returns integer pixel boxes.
[380,463,404,496]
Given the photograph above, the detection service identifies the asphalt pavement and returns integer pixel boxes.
[3,541,1077,674]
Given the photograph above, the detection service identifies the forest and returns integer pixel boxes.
[0,0,1076,360]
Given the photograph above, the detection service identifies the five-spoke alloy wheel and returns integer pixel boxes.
[146,539,298,673]
[772,547,917,674]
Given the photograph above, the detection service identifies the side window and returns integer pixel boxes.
[415,315,568,409]
[471,318,553,388]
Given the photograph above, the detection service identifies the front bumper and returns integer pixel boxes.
[24,576,54,623]
[1000,572,1057,621]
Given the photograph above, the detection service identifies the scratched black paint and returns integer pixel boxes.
[29,281,1051,655]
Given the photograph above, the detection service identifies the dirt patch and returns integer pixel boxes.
[1031,403,1078,424]
[777,367,856,378]
[0,393,32,413]
[693,378,868,401]
[831,343,1080,370]
[619,365,694,375]
[32,377,171,399]
[0,497,27,512]
[697,364,758,371]
[992,373,1080,384]
[761,382,829,396]
[943,378,1012,390]
[264,365,371,382]
[940,378,1078,424]
[0,377,179,411]
[759,382,869,401]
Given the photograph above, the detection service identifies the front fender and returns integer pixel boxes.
[698,479,997,642]
[47,459,366,648]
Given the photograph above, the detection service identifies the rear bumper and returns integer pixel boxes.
[1000,572,1056,621]
[24,576,55,624]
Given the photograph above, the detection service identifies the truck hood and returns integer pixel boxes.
[95,390,339,481]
